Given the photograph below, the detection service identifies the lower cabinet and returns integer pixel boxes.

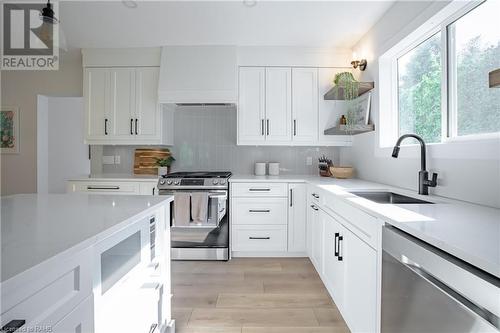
[318,208,378,333]
[52,296,94,333]
[230,182,307,255]
[67,180,158,195]
[310,203,323,272]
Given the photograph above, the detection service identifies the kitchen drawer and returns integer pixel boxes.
[232,197,287,225]
[323,196,380,249]
[68,181,140,194]
[52,295,94,333]
[231,182,288,197]
[308,185,323,206]
[232,225,287,251]
[1,247,93,331]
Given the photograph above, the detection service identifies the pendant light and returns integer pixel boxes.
[38,0,67,51]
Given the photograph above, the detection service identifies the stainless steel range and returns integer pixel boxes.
[158,171,231,261]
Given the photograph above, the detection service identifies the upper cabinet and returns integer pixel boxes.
[82,48,172,145]
[237,66,352,146]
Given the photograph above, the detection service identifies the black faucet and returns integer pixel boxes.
[392,134,437,195]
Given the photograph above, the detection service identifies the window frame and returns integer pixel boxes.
[383,0,498,147]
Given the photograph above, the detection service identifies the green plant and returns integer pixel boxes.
[332,72,360,100]
[155,156,175,167]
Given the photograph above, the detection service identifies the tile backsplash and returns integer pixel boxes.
[96,106,339,175]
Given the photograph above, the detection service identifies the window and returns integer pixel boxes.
[386,0,500,145]
[448,0,500,137]
[398,33,442,143]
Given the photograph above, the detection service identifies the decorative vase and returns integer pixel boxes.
[158,166,170,176]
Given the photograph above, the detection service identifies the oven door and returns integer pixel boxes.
[166,190,229,250]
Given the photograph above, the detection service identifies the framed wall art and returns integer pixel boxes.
[1,107,20,154]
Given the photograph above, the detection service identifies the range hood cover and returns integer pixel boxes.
[158,46,237,104]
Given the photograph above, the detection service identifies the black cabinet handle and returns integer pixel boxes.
[261,119,265,136]
[312,193,320,199]
[310,204,319,211]
[249,188,271,192]
[152,188,155,195]
[135,118,138,135]
[249,209,270,213]
[87,186,120,190]
[334,232,339,257]
[1,319,26,332]
[267,119,270,135]
[290,188,293,207]
[338,235,343,261]
[130,119,134,135]
[104,118,108,135]
[293,119,297,136]
[249,237,270,240]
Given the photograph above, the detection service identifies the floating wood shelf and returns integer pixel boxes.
[324,124,375,135]
[489,68,500,88]
[324,82,375,100]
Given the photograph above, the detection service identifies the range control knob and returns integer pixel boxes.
[212,179,219,185]
[220,179,226,185]
[166,180,173,185]
[159,180,166,185]
[173,180,180,185]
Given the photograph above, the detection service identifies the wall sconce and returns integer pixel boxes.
[351,59,367,71]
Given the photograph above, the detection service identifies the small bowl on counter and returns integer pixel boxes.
[329,166,354,179]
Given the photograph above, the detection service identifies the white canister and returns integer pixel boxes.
[255,162,266,176]
[268,162,280,176]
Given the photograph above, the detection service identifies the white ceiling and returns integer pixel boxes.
[59,1,395,49]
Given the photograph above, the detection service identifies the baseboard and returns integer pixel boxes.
[231,251,308,258]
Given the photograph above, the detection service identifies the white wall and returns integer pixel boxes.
[340,1,500,208]
[1,49,83,195]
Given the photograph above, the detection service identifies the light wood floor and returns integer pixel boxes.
[172,258,350,333]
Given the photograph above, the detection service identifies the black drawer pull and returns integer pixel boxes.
[312,193,320,198]
[249,209,270,213]
[334,232,339,257]
[249,237,270,240]
[310,204,319,211]
[338,235,344,261]
[87,186,120,190]
[130,118,134,135]
[249,188,271,192]
[1,320,26,333]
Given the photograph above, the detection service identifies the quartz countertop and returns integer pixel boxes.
[230,174,500,278]
[68,173,159,182]
[1,193,173,282]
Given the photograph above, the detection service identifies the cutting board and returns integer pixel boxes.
[134,148,171,175]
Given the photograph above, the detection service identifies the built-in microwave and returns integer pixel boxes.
[93,215,164,333]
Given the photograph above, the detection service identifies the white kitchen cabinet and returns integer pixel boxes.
[238,67,266,144]
[292,68,318,143]
[51,295,94,333]
[310,203,323,273]
[343,228,377,333]
[67,179,158,196]
[322,210,345,309]
[232,225,288,252]
[85,68,109,139]
[318,68,351,146]
[138,181,159,196]
[288,183,307,253]
[84,67,167,145]
[265,67,292,143]
[232,197,288,226]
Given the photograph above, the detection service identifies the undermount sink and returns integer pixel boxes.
[349,191,434,204]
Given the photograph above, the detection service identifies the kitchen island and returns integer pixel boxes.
[1,193,174,333]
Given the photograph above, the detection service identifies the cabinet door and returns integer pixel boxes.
[343,228,377,333]
[238,67,266,144]
[288,183,307,252]
[109,68,136,139]
[85,68,110,139]
[318,68,351,145]
[292,68,318,143]
[135,67,160,140]
[306,201,316,258]
[322,211,345,308]
[265,67,292,143]
[311,205,323,274]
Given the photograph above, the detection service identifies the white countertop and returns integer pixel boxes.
[68,173,159,182]
[230,174,500,278]
[1,193,173,282]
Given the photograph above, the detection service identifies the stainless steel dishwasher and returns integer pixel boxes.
[382,226,500,333]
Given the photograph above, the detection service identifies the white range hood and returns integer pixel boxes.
[158,46,237,105]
